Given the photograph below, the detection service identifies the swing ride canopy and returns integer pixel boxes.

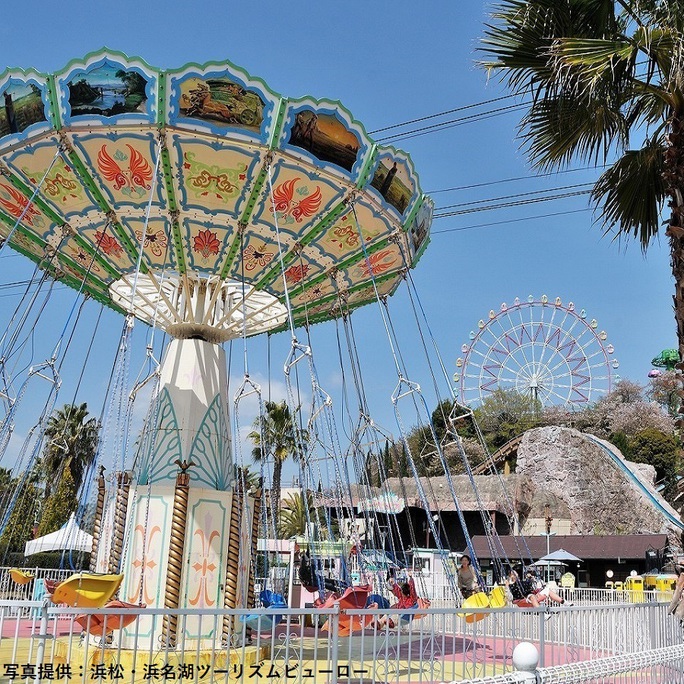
[0,50,433,341]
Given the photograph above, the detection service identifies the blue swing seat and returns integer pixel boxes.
[240,590,288,632]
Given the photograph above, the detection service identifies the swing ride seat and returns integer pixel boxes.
[51,573,124,608]
[512,595,547,609]
[488,585,509,608]
[457,591,490,623]
[321,585,373,635]
[43,578,60,595]
[9,568,34,585]
[240,590,288,632]
[75,600,143,636]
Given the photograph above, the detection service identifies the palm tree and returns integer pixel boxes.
[278,492,313,538]
[481,1,684,374]
[248,400,306,531]
[42,403,99,500]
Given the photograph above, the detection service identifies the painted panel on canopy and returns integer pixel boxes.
[344,241,406,286]
[170,133,262,219]
[265,244,333,298]
[184,218,236,274]
[406,195,433,266]
[345,276,399,307]
[249,156,345,238]
[60,240,109,280]
[0,70,52,150]
[364,146,420,222]
[69,211,136,271]
[167,61,280,144]
[69,131,162,210]
[311,199,394,262]
[228,230,284,285]
[288,275,341,309]
[2,137,97,216]
[55,51,158,127]
[0,179,55,240]
[4,229,45,260]
[118,216,174,272]
[278,98,371,182]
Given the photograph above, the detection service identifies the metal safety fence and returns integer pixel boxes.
[0,599,681,683]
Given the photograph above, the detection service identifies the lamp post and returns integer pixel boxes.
[544,505,553,583]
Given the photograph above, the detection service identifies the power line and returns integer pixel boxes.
[435,188,592,218]
[428,165,606,194]
[376,102,530,143]
[368,94,520,135]
[436,182,594,212]
[431,207,593,234]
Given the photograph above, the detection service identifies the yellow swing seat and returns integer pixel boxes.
[9,568,34,585]
[52,573,124,608]
[457,591,490,623]
[488,585,508,608]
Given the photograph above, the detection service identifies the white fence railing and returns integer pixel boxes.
[0,567,73,602]
[0,599,681,683]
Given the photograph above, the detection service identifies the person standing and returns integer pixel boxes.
[457,555,479,599]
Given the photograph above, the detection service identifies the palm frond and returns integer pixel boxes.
[591,138,667,248]
[522,93,629,169]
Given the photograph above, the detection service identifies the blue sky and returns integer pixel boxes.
[0,1,675,479]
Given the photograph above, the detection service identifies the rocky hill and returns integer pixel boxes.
[517,426,682,547]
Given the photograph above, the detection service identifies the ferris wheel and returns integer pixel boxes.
[454,296,619,408]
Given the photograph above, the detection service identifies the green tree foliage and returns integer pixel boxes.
[41,403,99,500]
[0,481,40,554]
[278,491,313,539]
[474,388,541,449]
[37,468,78,536]
[481,0,684,360]
[629,428,681,502]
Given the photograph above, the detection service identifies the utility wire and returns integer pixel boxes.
[435,188,592,217]
[376,102,530,143]
[436,182,594,211]
[432,207,592,233]
[428,165,606,194]
[368,94,521,135]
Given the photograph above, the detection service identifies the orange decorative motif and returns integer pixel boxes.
[359,249,397,277]
[284,263,310,284]
[192,229,221,260]
[0,183,41,227]
[269,178,322,224]
[128,524,161,605]
[243,243,274,272]
[189,527,220,607]
[135,227,168,258]
[97,144,153,198]
[94,231,123,258]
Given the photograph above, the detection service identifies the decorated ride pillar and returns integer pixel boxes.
[107,472,131,575]
[97,334,256,650]
[161,462,192,647]
[89,466,106,573]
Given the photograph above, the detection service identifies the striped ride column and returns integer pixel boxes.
[107,472,131,575]
[88,466,106,573]
[162,462,191,647]
[222,488,243,644]
[247,489,262,610]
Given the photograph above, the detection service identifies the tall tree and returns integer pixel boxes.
[248,401,305,530]
[41,403,99,501]
[481,0,684,378]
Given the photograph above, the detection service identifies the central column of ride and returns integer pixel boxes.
[105,335,253,649]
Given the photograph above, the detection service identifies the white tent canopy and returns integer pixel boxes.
[24,513,93,557]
